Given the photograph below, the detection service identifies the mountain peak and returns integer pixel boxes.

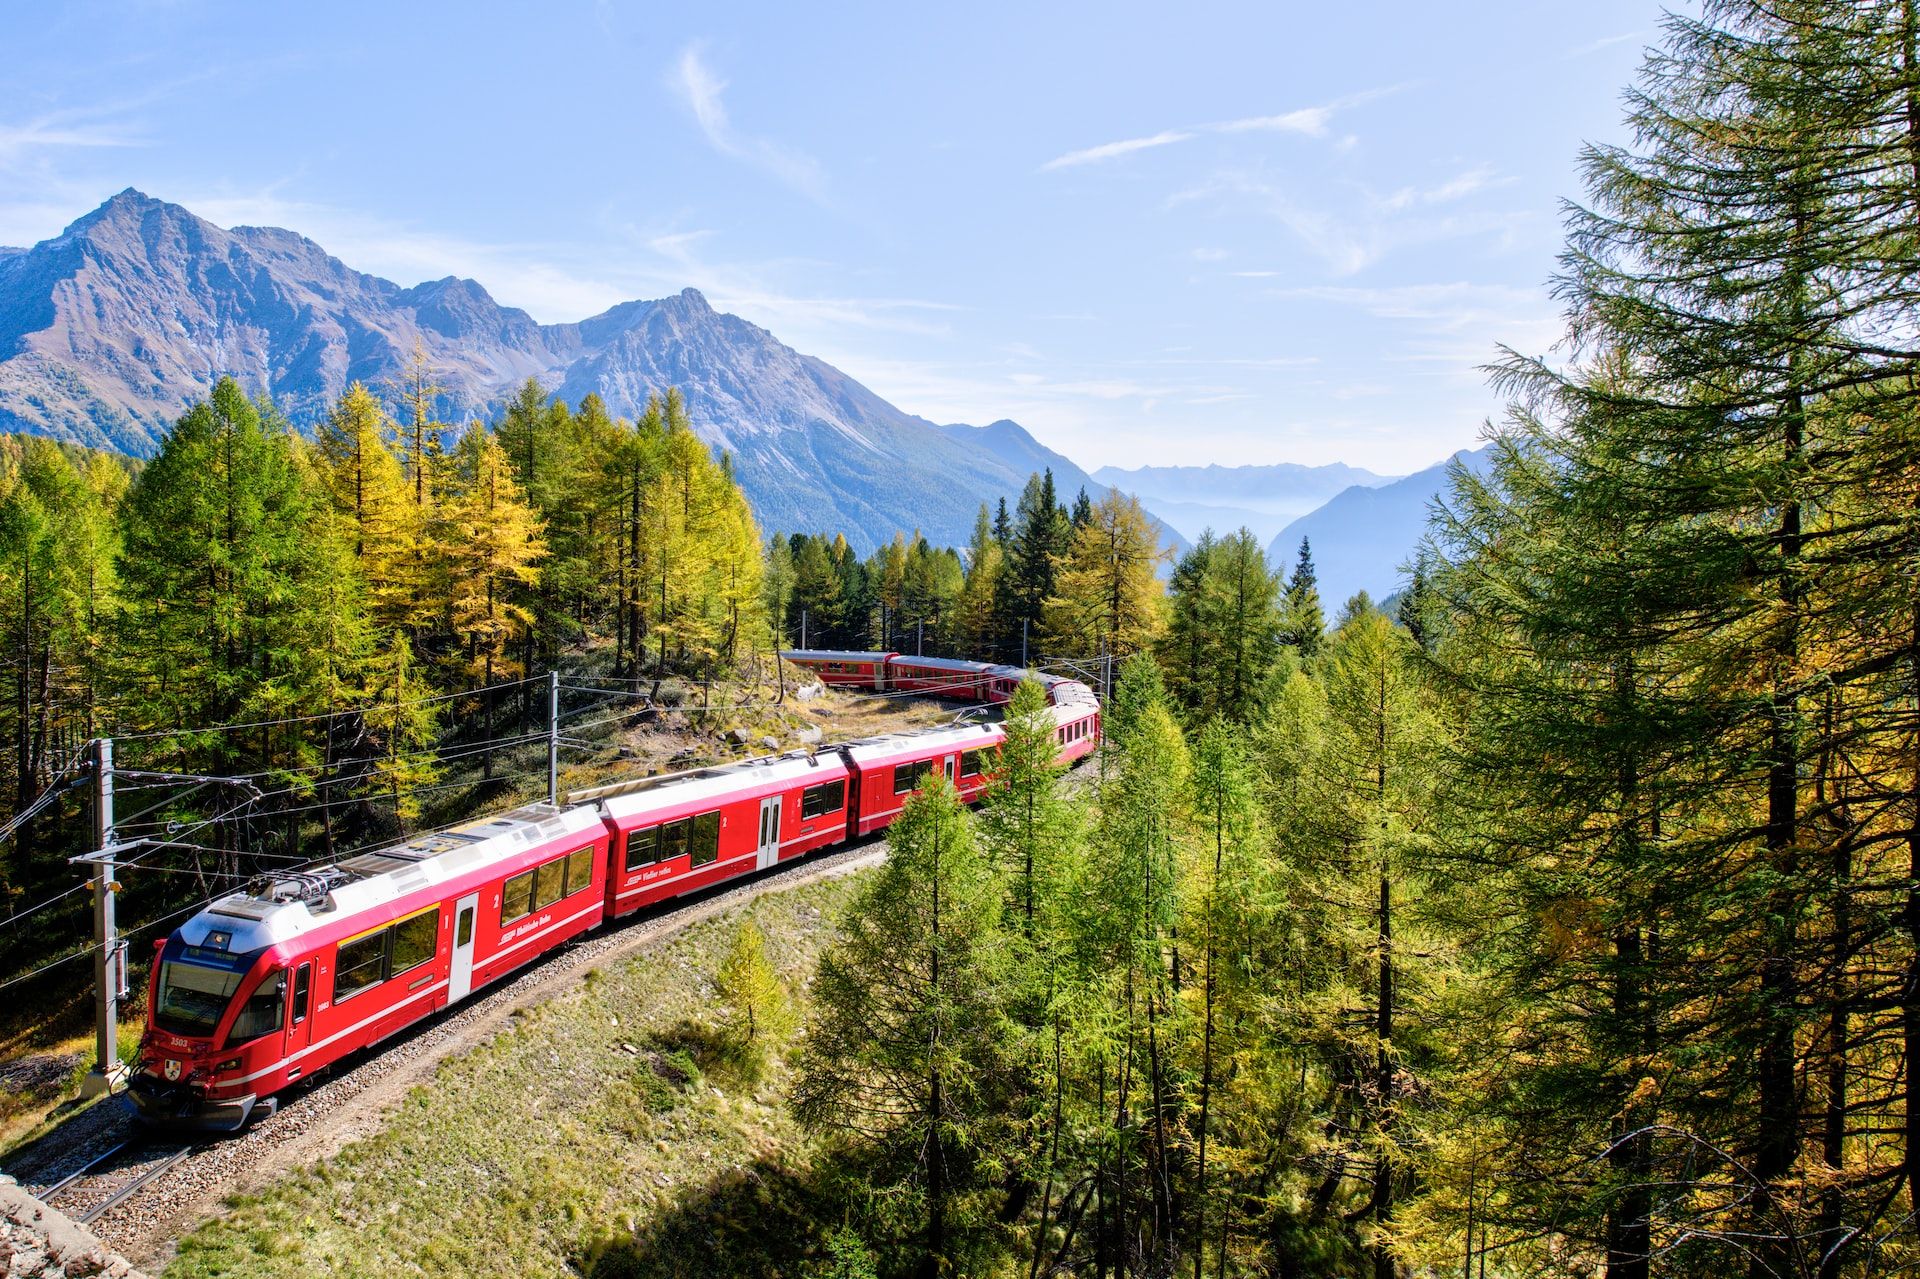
[64,188,175,236]
[0,191,1152,554]
[668,286,713,314]
[100,187,163,214]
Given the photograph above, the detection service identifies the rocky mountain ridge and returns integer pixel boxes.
[0,190,1145,550]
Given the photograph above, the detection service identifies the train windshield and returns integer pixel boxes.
[153,937,262,1039]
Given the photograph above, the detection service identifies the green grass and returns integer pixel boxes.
[165,873,865,1279]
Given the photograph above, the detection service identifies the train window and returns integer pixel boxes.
[565,846,594,896]
[501,870,535,924]
[291,964,311,1025]
[960,750,984,779]
[690,811,721,866]
[661,819,690,863]
[390,909,438,977]
[894,760,932,796]
[801,779,845,819]
[334,929,388,1002]
[225,971,286,1046]
[153,959,245,1038]
[534,858,566,910]
[624,826,659,870]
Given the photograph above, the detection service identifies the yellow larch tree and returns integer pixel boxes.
[314,383,424,633]
[1042,488,1167,659]
[439,424,546,684]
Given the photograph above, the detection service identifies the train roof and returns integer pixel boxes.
[1052,680,1100,707]
[596,750,846,822]
[178,804,606,954]
[887,656,994,672]
[843,720,1005,766]
[781,649,896,663]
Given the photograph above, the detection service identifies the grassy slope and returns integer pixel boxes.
[166,871,864,1279]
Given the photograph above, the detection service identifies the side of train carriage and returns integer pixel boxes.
[129,652,1100,1131]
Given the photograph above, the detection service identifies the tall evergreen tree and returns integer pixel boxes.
[1283,537,1325,656]
[115,378,349,751]
[1425,4,1920,1270]
[314,383,422,633]
[999,471,1069,659]
[1042,489,1166,660]
[796,778,1013,1276]
[437,425,545,684]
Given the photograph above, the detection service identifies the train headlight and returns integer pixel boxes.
[216,1058,242,1072]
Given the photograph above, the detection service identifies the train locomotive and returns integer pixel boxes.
[129,651,1099,1131]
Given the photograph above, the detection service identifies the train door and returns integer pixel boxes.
[944,755,956,785]
[757,796,782,870]
[449,892,479,1002]
[284,961,313,1073]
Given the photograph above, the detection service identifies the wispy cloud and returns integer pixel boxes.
[1043,129,1194,171]
[1041,84,1413,172]
[0,115,141,163]
[1564,31,1643,60]
[1379,164,1513,211]
[1212,106,1336,137]
[1277,282,1545,330]
[670,44,826,201]
[1170,168,1530,276]
[1278,281,1564,378]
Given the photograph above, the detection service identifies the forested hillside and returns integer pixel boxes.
[0,370,769,1007]
[617,5,1917,1277]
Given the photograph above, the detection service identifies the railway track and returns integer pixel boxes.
[37,1137,196,1225]
[4,839,894,1245]
[1,822,957,1263]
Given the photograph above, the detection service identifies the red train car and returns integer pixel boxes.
[781,649,896,690]
[130,805,607,1130]
[1049,682,1102,766]
[882,656,999,701]
[130,649,1104,1132]
[844,722,1008,836]
[598,751,852,915]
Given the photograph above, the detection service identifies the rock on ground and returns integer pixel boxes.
[0,1177,148,1278]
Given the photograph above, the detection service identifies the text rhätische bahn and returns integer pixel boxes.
[129,652,1100,1131]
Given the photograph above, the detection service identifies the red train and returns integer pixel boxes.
[129,652,1099,1131]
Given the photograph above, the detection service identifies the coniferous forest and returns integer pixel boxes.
[750,6,1920,1276]
[1,5,1918,1278]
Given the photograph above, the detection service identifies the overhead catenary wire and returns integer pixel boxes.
[0,878,94,932]
[0,765,545,993]
[105,672,545,745]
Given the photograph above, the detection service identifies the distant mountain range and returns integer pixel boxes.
[1092,460,1395,545]
[0,190,1168,552]
[1266,447,1494,610]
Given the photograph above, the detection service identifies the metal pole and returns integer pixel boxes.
[801,609,808,650]
[82,737,124,1097]
[547,669,560,807]
[1021,617,1029,669]
[917,619,924,656]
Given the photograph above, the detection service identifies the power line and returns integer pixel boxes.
[105,672,543,744]
[0,878,92,931]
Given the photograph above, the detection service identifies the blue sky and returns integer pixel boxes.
[0,1,1661,474]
